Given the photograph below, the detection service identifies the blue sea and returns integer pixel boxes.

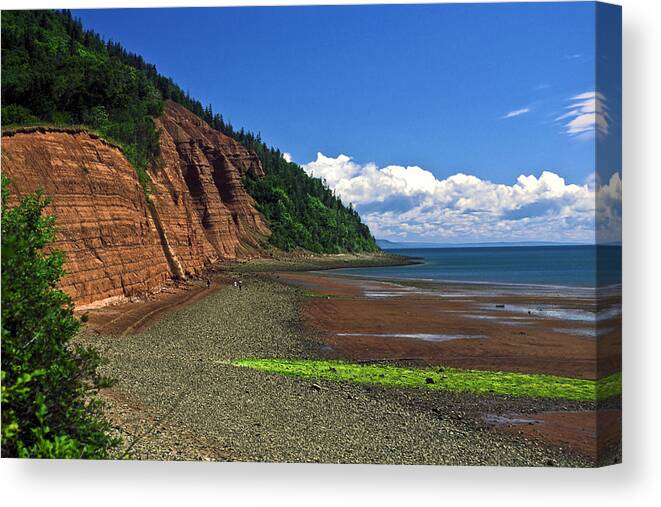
[334,245,622,289]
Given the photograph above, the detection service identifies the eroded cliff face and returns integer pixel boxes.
[2,103,270,306]
[1,129,172,307]
[151,100,269,275]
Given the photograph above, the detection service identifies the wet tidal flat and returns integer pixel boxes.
[280,272,621,380]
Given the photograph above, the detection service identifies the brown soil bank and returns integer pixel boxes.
[1,100,269,307]
[82,278,224,337]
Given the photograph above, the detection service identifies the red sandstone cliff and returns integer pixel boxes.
[1,103,270,307]
[151,101,269,276]
[1,129,172,307]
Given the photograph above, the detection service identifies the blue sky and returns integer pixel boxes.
[75,3,621,243]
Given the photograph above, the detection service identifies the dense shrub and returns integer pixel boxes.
[1,177,118,458]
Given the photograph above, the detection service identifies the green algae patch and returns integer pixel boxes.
[231,359,621,402]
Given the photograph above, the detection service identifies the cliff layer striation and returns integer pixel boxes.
[2,104,270,306]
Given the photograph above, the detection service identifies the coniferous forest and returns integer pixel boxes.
[1,9,378,253]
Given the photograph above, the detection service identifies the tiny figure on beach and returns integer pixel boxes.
[233,281,238,288]
[206,278,211,289]
[238,280,243,291]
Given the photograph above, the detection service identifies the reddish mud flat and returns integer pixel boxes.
[277,271,621,380]
[486,409,622,462]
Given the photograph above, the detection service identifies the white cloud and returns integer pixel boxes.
[558,91,609,138]
[282,152,293,163]
[302,153,617,243]
[502,107,530,119]
[596,172,622,243]
[303,152,362,187]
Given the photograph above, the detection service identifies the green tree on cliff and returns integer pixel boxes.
[1,177,118,458]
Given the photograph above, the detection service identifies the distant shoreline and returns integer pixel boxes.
[221,251,420,274]
[377,241,621,250]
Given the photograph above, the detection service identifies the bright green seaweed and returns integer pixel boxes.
[231,358,621,402]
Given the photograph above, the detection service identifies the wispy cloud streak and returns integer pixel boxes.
[558,91,609,138]
[502,107,530,119]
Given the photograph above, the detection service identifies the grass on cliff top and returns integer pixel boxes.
[231,358,621,402]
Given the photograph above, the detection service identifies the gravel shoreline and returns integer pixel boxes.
[89,275,592,466]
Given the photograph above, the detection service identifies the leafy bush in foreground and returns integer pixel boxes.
[1,177,118,458]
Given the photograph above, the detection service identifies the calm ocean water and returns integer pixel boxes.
[334,245,622,289]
